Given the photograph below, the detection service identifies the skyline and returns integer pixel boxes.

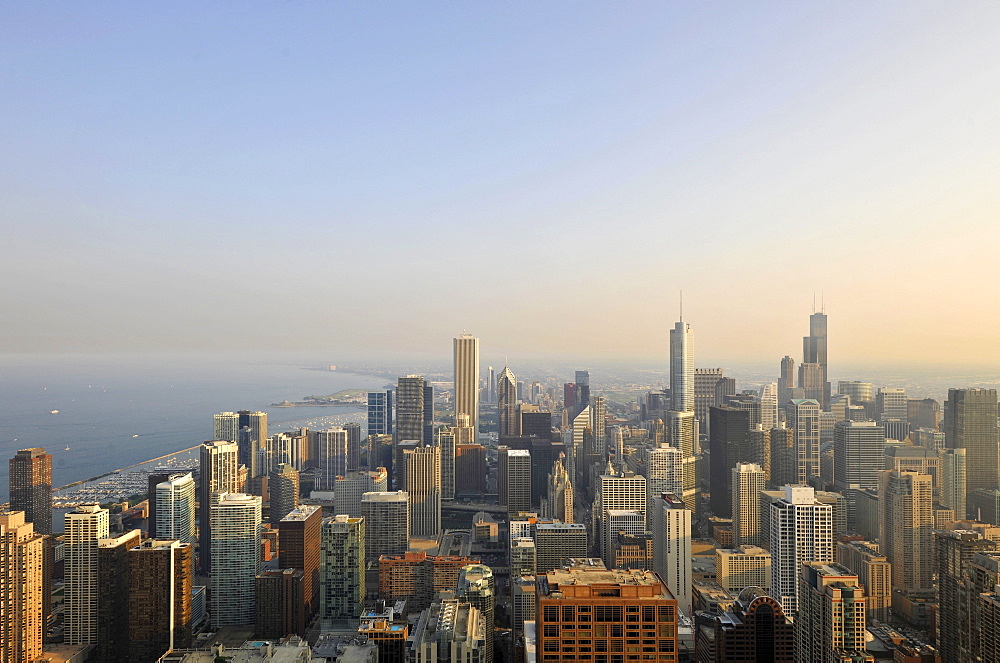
[2,3,999,364]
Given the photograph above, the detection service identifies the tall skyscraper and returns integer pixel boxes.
[210,492,262,627]
[269,462,300,524]
[769,485,834,615]
[732,463,766,547]
[198,440,239,573]
[236,410,267,478]
[833,420,886,528]
[599,469,646,565]
[320,515,366,620]
[96,529,143,661]
[333,468,388,518]
[651,493,693,615]
[405,445,441,538]
[543,456,574,523]
[778,356,796,406]
[945,388,999,501]
[670,319,694,413]
[878,470,934,592]
[498,447,531,513]
[795,563,868,663]
[396,376,427,444]
[213,411,240,443]
[709,405,752,518]
[838,381,873,404]
[367,390,394,438]
[534,522,589,573]
[314,427,349,490]
[877,387,908,422]
[936,529,998,662]
[759,382,779,431]
[497,365,518,436]
[9,448,52,535]
[487,365,496,404]
[128,540,194,661]
[0,511,45,663]
[453,333,480,434]
[697,587,794,663]
[802,307,829,409]
[362,491,410,562]
[836,539,892,623]
[941,448,968,520]
[344,422,363,471]
[787,399,821,483]
[456,564,496,663]
[278,505,323,622]
[647,445,683,512]
[154,472,196,543]
[65,504,110,645]
[437,427,456,501]
[591,395,606,456]
[574,370,591,413]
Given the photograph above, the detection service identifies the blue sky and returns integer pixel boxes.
[2,2,999,365]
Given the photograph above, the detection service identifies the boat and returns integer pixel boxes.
[50,410,59,414]
[132,434,140,438]
[64,446,70,451]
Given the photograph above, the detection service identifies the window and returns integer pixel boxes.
[543,606,559,622]
[658,605,675,622]
[563,606,576,621]
[543,625,559,637]
[596,605,623,622]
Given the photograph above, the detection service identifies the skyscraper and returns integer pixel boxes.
[778,356,796,406]
[945,388,999,501]
[362,491,410,562]
[769,485,834,615]
[314,427,349,490]
[210,492,262,627]
[198,440,239,573]
[941,448,968,520]
[320,515,366,620]
[543,456,574,523]
[236,410,268,478]
[599,469,646,565]
[454,333,480,434]
[936,529,998,662]
[709,405,752,518]
[787,399,821,483]
[647,445,683,512]
[65,504,110,645]
[96,529,143,661]
[333,468,388,518]
[396,376,427,444]
[154,472,196,543]
[697,587,794,663]
[591,394,606,456]
[405,445,441,538]
[795,563,869,663]
[269,463,300,524]
[498,447,531,513]
[533,522,589,573]
[213,411,240,443]
[497,365,518,436]
[278,504,323,622]
[670,319,694,413]
[437,427,456,501]
[759,382,779,431]
[878,470,934,592]
[833,420,886,528]
[456,564,496,663]
[732,463,766,547]
[651,493,693,615]
[367,390,394,438]
[802,308,829,409]
[0,511,45,663]
[9,448,52,535]
[127,539,194,661]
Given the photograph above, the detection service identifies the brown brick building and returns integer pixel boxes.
[277,505,322,621]
[378,552,479,611]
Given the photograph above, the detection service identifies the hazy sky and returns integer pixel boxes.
[2,2,999,366]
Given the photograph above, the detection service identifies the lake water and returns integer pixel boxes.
[0,353,391,497]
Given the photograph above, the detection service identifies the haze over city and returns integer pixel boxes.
[2,3,999,365]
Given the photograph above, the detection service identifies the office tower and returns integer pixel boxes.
[367,390,394,438]
[511,536,536,576]
[910,397,941,431]
[603,510,645,567]
[936,530,998,662]
[671,319,695,413]
[795,563,868,663]
[236,410,268,478]
[0,511,45,663]
[455,444,487,495]
[277,504,322,621]
[876,387,908,421]
[599,470,646,564]
[362,491,410,561]
[396,375,427,444]
[456,564,496,663]
[591,394,606,455]
[411,599,487,661]
[543,456,574,523]
[611,531,653,570]
[423,384,435,445]
[498,447,531,513]
[359,605,410,663]
[786,399,821,482]
[512,576,536,633]
[945,388,999,498]
[65,504,110,645]
[454,333,480,434]
[213,411,240,442]
[697,587,794,663]
[487,366,496,404]
[694,368,724,431]
[941,448,968,520]
[269,462,300,524]
[709,405,752,517]
[497,365,518,436]
[838,381,873,404]
[564,382,577,413]
[198,440,239,573]
[314,427,348,489]
[333,468,388,518]
[769,485,833,615]
[833,420,886,528]
[519,407,551,438]
[452,412,476,444]
[255,568,305,639]
[210,493,262,627]
[320,515,365,620]
[9,448,53,535]
[878,470,933,592]
[405,446,441,538]
[146,471,170,538]
[778,356,796,405]
[802,308,829,409]
[759,383,779,431]
[128,539,194,660]
[343,421,362,471]
[154,472,196,543]
[748,427,771,481]
[664,409,698,510]
[378,552,477,611]
[568,405,591,488]
[265,431,306,472]
[836,540,891,623]
[971,488,1000,525]
[534,522,589,573]
[650,493,692,614]
[716,544,771,594]
[96,529,143,661]
[647,445,683,512]
[437,428,456,501]
[769,425,797,487]
[797,363,825,404]
[732,463,766,547]
[536,564,679,661]
[575,370,591,412]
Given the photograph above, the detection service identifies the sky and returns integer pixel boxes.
[2,2,999,367]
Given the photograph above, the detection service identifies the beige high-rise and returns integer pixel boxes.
[405,446,441,538]
[453,334,480,434]
[0,511,45,663]
[878,470,934,592]
[65,504,110,645]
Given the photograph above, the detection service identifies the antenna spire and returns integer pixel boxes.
[812,292,816,314]
[679,290,683,322]
[821,291,825,314]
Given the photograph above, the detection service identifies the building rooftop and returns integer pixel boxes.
[280,504,321,521]
[542,566,671,593]
[361,491,409,502]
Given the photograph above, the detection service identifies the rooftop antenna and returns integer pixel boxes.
[679,290,683,322]
[821,291,825,314]
[812,292,816,314]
